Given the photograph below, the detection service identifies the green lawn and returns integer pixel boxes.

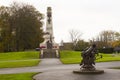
[0,60,39,68]
[0,51,39,60]
[0,51,40,68]
[60,50,82,64]
[0,72,38,80]
[60,50,120,64]
[110,67,120,69]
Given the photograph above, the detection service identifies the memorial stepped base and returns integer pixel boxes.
[41,49,58,58]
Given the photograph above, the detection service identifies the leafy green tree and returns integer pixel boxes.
[0,6,11,52]
[0,3,44,52]
[9,3,44,51]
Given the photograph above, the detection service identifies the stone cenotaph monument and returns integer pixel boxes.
[40,7,59,58]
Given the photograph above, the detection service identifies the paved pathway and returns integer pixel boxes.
[39,58,62,66]
[34,59,120,80]
[0,58,120,80]
[34,69,120,80]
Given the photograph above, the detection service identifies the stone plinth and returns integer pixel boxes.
[73,69,104,74]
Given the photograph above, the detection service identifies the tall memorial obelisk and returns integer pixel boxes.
[40,7,59,58]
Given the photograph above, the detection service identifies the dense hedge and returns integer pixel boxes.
[98,48,114,53]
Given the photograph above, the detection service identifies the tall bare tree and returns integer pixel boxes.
[94,30,120,48]
[69,29,82,50]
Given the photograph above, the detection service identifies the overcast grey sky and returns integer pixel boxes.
[0,0,120,43]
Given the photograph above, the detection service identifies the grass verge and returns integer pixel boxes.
[0,60,40,68]
[0,51,40,60]
[0,72,38,80]
[0,51,40,68]
[60,50,81,64]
